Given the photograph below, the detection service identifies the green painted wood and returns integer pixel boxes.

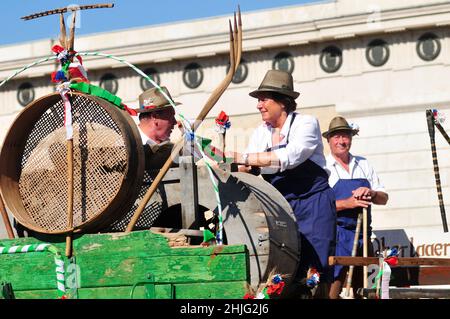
[13,281,248,299]
[0,230,250,298]
[76,254,248,288]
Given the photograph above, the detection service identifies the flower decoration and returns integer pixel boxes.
[215,111,231,134]
[384,247,400,266]
[349,122,360,135]
[432,109,446,124]
[242,270,288,299]
[306,267,320,289]
[50,44,88,84]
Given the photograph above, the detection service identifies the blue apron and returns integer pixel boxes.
[332,177,372,279]
[262,114,336,283]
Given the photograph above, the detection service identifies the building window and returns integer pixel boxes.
[140,68,161,91]
[366,39,389,67]
[417,33,441,61]
[183,63,203,89]
[320,46,343,73]
[228,59,248,84]
[272,52,295,74]
[17,82,35,107]
[99,73,118,94]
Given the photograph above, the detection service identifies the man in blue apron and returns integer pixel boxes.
[226,70,337,298]
[322,116,389,299]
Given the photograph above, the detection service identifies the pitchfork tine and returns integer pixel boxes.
[59,13,67,48]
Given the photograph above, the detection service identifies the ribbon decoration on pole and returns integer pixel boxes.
[371,248,399,299]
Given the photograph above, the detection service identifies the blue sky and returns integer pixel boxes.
[0,0,321,46]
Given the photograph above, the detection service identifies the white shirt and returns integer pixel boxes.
[139,125,157,145]
[326,153,386,192]
[245,112,329,175]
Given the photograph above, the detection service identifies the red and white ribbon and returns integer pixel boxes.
[57,83,73,140]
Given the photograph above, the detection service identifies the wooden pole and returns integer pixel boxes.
[0,192,15,239]
[345,212,362,297]
[426,110,448,233]
[329,256,450,267]
[221,131,227,163]
[65,138,74,257]
[363,207,368,288]
[63,11,77,258]
[125,138,184,232]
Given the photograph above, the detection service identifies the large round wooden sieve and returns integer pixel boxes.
[0,92,144,234]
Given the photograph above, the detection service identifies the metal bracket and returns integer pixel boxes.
[130,273,175,299]
[1,282,15,299]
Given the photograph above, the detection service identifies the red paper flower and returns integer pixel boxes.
[384,256,398,266]
[266,281,285,295]
[243,293,255,299]
[215,111,229,126]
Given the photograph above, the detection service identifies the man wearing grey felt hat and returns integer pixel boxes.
[135,86,180,169]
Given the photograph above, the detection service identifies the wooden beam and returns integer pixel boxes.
[329,256,450,267]
[358,288,450,299]
[418,266,450,285]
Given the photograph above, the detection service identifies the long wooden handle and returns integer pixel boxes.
[65,138,74,257]
[363,207,368,289]
[125,138,184,233]
[345,212,363,297]
[0,192,15,239]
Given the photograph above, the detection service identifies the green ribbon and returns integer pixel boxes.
[69,82,123,109]
[203,229,216,242]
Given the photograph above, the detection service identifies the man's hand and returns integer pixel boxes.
[336,196,371,211]
[351,186,388,205]
[352,187,376,201]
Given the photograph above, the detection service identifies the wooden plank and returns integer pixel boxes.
[179,155,200,229]
[329,256,450,267]
[418,266,450,285]
[74,254,248,288]
[0,230,249,292]
[359,288,450,299]
[1,251,248,290]
[13,281,248,299]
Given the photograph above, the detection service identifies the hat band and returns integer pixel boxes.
[140,104,158,110]
[258,84,293,92]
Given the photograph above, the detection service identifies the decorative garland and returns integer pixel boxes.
[0,244,66,298]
